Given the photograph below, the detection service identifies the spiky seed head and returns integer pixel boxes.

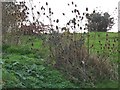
[86,7,88,11]
[62,13,65,15]
[46,2,48,5]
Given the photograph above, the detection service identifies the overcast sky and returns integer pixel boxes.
[17,0,119,32]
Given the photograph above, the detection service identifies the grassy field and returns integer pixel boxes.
[2,44,79,88]
[2,32,119,88]
[85,32,118,63]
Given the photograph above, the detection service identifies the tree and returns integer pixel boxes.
[2,1,28,44]
[86,11,114,32]
[2,1,28,35]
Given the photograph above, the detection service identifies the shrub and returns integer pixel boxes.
[46,32,118,87]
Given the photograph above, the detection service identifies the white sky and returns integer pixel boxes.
[17,0,119,32]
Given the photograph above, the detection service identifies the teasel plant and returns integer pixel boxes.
[5,0,118,87]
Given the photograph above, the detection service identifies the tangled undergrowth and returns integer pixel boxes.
[46,31,118,87]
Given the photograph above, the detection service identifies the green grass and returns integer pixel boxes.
[85,32,118,63]
[2,35,79,88]
[2,48,79,88]
[95,80,118,88]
